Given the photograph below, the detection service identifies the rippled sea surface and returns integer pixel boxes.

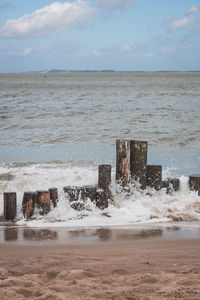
[0,72,199,174]
[0,72,200,226]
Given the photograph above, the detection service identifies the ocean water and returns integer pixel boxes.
[0,72,200,227]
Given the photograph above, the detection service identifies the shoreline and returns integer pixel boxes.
[0,221,200,246]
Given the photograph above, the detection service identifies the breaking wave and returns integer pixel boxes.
[0,163,199,228]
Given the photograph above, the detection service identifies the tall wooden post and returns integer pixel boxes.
[130,140,148,189]
[116,139,130,186]
[146,165,162,191]
[98,165,111,189]
[49,188,58,208]
[4,192,17,221]
[37,190,50,214]
[22,191,37,218]
[116,140,148,188]
[97,165,112,209]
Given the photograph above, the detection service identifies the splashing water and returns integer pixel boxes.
[0,163,199,228]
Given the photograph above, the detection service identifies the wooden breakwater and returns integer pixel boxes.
[2,139,200,221]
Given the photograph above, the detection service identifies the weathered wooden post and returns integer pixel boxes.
[97,165,112,209]
[130,140,148,189]
[36,190,50,214]
[162,178,180,194]
[167,178,180,193]
[63,186,84,210]
[116,139,147,188]
[49,187,58,208]
[116,139,131,186]
[82,185,97,202]
[198,188,200,197]
[189,174,200,191]
[162,179,169,189]
[63,186,80,201]
[96,189,110,209]
[22,191,37,218]
[146,165,162,191]
[4,192,17,221]
[63,185,97,210]
[98,165,111,189]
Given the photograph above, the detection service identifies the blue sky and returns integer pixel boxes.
[0,0,200,72]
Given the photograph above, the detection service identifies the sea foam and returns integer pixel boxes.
[0,163,199,228]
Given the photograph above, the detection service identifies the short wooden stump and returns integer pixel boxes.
[36,190,50,214]
[22,191,37,218]
[63,185,97,210]
[4,192,17,221]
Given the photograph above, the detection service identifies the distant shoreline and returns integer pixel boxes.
[1,69,200,74]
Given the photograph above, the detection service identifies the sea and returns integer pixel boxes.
[0,72,200,230]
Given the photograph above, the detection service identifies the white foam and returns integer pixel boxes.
[0,163,200,228]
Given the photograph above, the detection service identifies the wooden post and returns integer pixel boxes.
[4,192,17,221]
[162,178,180,194]
[82,185,97,202]
[63,186,82,202]
[189,174,200,191]
[198,188,200,197]
[130,140,148,189]
[116,139,148,189]
[162,180,169,189]
[97,165,112,209]
[22,191,37,218]
[171,178,179,191]
[63,186,97,210]
[116,139,131,186]
[98,165,111,189]
[36,190,50,214]
[146,165,162,191]
[96,189,110,209]
[63,186,86,210]
[49,188,58,208]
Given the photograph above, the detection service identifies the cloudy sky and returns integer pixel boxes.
[0,0,200,72]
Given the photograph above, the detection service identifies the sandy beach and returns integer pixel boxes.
[0,231,200,300]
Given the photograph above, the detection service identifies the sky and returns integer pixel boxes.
[0,0,200,72]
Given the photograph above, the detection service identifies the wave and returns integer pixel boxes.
[0,163,199,228]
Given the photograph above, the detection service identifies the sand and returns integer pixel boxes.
[0,235,200,300]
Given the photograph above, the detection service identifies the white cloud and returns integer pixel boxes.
[23,48,32,55]
[169,5,199,32]
[97,0,135,12]
[186,5,198,15]
[118,42,155,58]
[161,47,175,54]
[93,49,104,56]
[169,16,193,31]
[0,0,96,38]
[121,44,132,52]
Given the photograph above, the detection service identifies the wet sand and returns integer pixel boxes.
[0,232,200,300]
